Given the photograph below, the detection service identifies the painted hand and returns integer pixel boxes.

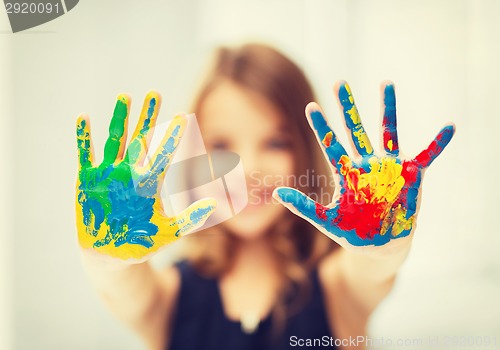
[273,81,455,251]
[76,92,216,261]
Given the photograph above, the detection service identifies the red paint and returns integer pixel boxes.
[414,127,453,168]
[401,160,419,183]
[334,187,389,239]
[330,155,422,240]
[383,129,399,152]
[332,158,416,240]
[315,202,328,221]
[415,140,438,168]
[322,132,333,147]
[347,170,359,189]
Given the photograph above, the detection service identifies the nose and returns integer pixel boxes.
[239,146,261,186]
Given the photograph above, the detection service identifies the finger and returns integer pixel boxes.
[125,91,162,166]
[76,114,94,171]
[335,81,374,156]
[273,187,334,227]
[169,198,217,237]
[305,102,348,173]
[140,115,187,190]
[414,123,456,168]
[381,82,399,155]
[103,94,131,164]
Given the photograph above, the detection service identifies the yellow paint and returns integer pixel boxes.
[343,84,373,154]
[346,105,361,125]
[387,139,393,151]
[345,105,373,154]
[352,127,373,154]
[344,84,355,105]
[338,155,404,203]
[76,199,179,260]
[76,195,215,260]
[391,204,414,236]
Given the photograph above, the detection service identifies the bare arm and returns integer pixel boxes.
[319,242,410,349]
[80,250,180,349]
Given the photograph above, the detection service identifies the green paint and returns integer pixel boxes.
[103,98,129,164]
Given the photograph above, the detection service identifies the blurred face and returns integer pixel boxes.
[199,80,295,240]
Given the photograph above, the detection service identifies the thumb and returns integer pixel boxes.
[273,187,331,226]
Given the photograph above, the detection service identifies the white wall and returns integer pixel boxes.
[2,0,499,349]
[0,9,13,350]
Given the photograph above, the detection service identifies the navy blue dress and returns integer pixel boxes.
[168,261,339,350]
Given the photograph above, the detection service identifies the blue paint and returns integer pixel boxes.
[77,119,92,168]
[415,124,455,168]
[89,176,159,248]
[190,205,215,225]
[309,110,347,189]
[383,84,399,155]
[148,124,181,177]
[140,97,156,135]
[171,205,216,237]
[276,186,411,246]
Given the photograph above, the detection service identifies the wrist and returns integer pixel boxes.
[339,238,412,283]
[79,247,135,271]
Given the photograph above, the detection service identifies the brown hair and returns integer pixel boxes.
[181,43,338,332]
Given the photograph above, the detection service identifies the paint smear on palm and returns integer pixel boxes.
[332,155,415,240]
[315,130,419,243]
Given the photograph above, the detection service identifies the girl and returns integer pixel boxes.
[75,43,454,350]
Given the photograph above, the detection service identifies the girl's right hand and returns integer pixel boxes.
[75,92,216,263]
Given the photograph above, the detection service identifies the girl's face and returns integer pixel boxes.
[199,80,295,240]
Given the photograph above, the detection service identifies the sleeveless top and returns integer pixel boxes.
[168,260,339,350]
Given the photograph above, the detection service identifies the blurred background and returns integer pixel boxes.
[0,0,499,349]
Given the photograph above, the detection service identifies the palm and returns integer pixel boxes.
[274,82,454,249]
[76,92,216,261]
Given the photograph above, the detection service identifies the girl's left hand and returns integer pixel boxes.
[273,81,455,256]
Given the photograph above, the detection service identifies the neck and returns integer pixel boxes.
[229,236,278,275]
[219,235,282,329]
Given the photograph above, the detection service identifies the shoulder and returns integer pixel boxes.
[165,260,215,290]
[158,260,208,306]
[158,259,209,290]
[160,260,218,316]
[162,261,222,349]
[160,260,217,349]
